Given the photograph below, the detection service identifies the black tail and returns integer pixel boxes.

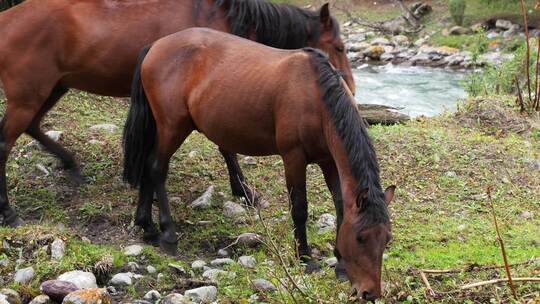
[0,0,23,11]
[123,45,154,188]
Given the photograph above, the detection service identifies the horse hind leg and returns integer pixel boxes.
[25,84,86,184]
[218,148,260,205]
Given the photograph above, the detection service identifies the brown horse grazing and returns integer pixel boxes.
[123,28,395,301]
[0,0,354,227]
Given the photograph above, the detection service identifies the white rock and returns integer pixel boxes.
[188,151,198,158]
[29,295,50,304]
[235,232,263,247]
[0,294,8,304]
[238,256,256,268]
[168,263,186,274]
[51,238,65,260]
[146,265,157,274]
[210,258,234,267]
[36,164,50,176]
[370,37,392,46]
[45,130,63,142]
[161,293,191,304]
[191,260,207,271]
[185,286,217,304]
[189,186,214,209]
[391,35,410,46]
[222,201,246,218]
[316,213,336,233]
[0,258,8,267]
[242,156,257,165]
[14,267,35,284]
[58,270,97,289]
[457,224,466,231]
[520,211,534,219]
[325,257,338,267]
[413,38,426,47]
[217,249,229,257]
[109,272,134,286]
[89,123,118,132]
[495,19,513,30]
[445,171,457,177]
[127,262,140,272]
[202,269,235,282]
[88,139,105,145]
[143,290,161,301]
[252,279,277,292]
[124,244,144,257]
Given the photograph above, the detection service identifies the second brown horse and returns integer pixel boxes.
[123,28,395,301]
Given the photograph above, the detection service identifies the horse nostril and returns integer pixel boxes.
[362,291,376,302]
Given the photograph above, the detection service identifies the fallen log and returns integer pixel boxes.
[357,103,410,125]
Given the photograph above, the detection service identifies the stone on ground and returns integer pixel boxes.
[210,258,234,267]
[191,260,207,271]
[238,256,256,268]
[222,201,246,218]
[124,244,144,257]
[161,293,191,304]
[51,238,65,260]
[0,289,21,304]
[109,272,135,286]
[57,270,98,289]
[45,130,63,142]
[316,213,336,233]
[252,279,277,292]
[14,266,35,284]
[143,290,161,302]
[184,286,217,304]
[234,232,263,247]
[168,263,187,274]
[40,280,78,302]
[146,265,157,274]
[189,186,214,209]
[325,257,338,267]
[62,288,110,304]
[89,123,118,132]
[28,295,51,304]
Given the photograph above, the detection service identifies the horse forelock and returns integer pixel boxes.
[195,0,327,49]
[303,47,389,230]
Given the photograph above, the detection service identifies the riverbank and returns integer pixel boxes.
[0,89,538,303]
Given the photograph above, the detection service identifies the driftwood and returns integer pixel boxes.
[357,104,410,125]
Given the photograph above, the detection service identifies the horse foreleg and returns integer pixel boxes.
[218,148,260,205]
[25,84,85,184]
[319,160,348,281]
[283,150,321,273]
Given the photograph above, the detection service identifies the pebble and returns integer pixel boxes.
[127,262,140,272]
[57,270,97,289]
[45,130,63,142]
[210,258,234,267]
[222,201,246,218]
[316,213,336,233]
[0,289,21,304]
[168,263,187,275]
[325,257,338,267]
[40,280,78,302]
[143,290,161,302]
[252,279,277,292]
[109,272,134,286]
[89,123,118,132]
[146,265,157,274]
[14,266,35,284]
[238,256,256,268]
[242,156,257,165]
[234,232,263,247]
[28,295,50,304]
[217,249,229,257]
[191,260,207,271]
[202,269,235,282]
[0,258,8,268]
[520,211,534,219]
[189,186,214,209]
[184,286,217,304]
[62,288,110,304]
[0,295,8,304]
[51,238,65,260]
[161,293,190,304]
[124,244,144,257]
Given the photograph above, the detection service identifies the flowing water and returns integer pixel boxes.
[353,64,468,117]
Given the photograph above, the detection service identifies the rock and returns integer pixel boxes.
[88,139,104,145]
[14,266,34,284]
[383,253,390,260]
[0,289,21,304]
[188,150,198,158]
[325,257,338,267]
[146,265,157,274]
[471,23,485,32]
[235,232,263,247]
[45,130,63,142]
[58,270,98,289]
[445,171,457,177]
[449,26,472,35]
[252,279,277,292]
[191,260,207,271]
[0,295,8,304]
[28,295,51,304]
[347,51,363,62]
[486,31,500,39]
[495,19,513,30]
[143,290,161,302]
[40,280,78,302]
[168,263,187,275]
[391,35,409,47]
[89,123,117,132]
[242,156,257,165]
[184,286,217,304]
[51,238,65,260]
[109,272,134,286]
[217,249,229,257]
[127,262,140,272]
[457,224,466,231]
[36,164,50,176]
[210,258,234,267]
[348,41,370,52]
[202,269,235,282]
[222,201,246,218]
[316,213,336,233]
[419,45,460,56]
[124,244,144,257]
[348,33,367,42]
[62,288,111,304]
[0,258,8,268]
[189,186,214,209]
[363,45,385,60]
[443,54,465,66]
[370,37,392,46]
[238,256,256,268]
[413,38,426,47]
[503,24,520,38]
[520,211,534,219]
[161,293,191,304]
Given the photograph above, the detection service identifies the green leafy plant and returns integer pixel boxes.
[448,0,466,26]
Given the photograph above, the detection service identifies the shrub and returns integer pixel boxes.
[448,0,466,26]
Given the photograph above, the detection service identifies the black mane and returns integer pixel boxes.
[195,0,336,49]
[304,47,389,229]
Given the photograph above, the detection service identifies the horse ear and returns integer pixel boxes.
[319,3,332,28]
[355,188,369,210]
[384,185,396,205]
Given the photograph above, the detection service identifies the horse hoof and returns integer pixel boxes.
[66,168,89,185]
[335,263,349,281]
[143,231,161,247]
[5,215,24,227]
[305,260,322,273]
[160,239,179,256]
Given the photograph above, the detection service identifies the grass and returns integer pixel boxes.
[0,89,539,303]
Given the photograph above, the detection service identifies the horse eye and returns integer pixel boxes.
[356,236,365,244]
[335,46,344,53]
